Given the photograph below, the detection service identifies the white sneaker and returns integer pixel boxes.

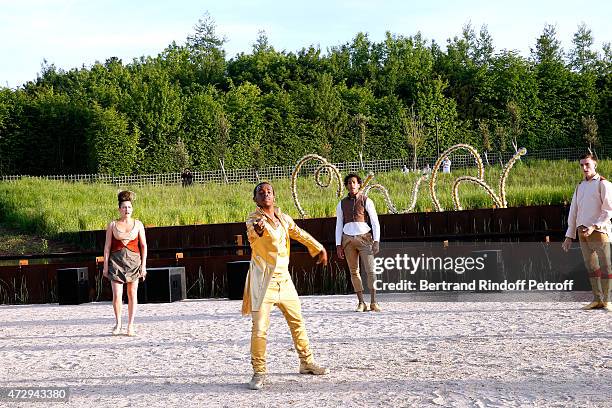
[248,373,266,390]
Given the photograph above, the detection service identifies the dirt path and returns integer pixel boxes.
[1,295,610,407]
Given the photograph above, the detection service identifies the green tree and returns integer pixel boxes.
[125,61,184,172]
[569,23,598,73]
[532,24,574,148]
[182,89,223,170]
[506,100,522,152]
[213,110,230,177]
[596,43,612,146]
[185,11,227,87]
[581,115,599,153]
[87,104,139,174]
[353,113,368,170]
[223,82,265,168]
[401,106,427,170]
[297,73,350,161]
[172,137,191,171]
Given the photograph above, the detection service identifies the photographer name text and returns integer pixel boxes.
[374,279,575,292]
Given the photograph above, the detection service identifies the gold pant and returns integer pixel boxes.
[579,230,612,301]
[250,279,313,374]
[342,232,375,292]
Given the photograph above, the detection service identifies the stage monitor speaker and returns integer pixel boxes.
[226,261,250,300]
[57,267,90,305]
[138,267,186,303]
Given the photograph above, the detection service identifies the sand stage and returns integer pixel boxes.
[1,294,611,407]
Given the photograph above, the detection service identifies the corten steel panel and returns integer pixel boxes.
[189,225,207,247]
[143,227,164,250]
[89,230,105,251]
[295,217,336,244]
[378,214,406,239]
[155,226,172,249]
[0,206,584,305]
[415,212,430,238]
[375,213,407,238]
[449,209,476,237]
[539,205,566,232]
[0,266,23,302]
[26,265,52,303]
[202,223,243,246]
[73,205,570,251]
[286,252,351,295]
[492,207,519,235]
[472,208,495,236]
[165,226,183,249]
[0,262,98,304]
[517,206,539,232]
[427,211,450,238]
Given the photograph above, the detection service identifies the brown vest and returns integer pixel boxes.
[341,194,370,225]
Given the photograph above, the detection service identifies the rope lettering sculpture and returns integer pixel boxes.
[291,145,526,217]
[428,144,527,211]
[363,173,429,214]
[291,154,343,218]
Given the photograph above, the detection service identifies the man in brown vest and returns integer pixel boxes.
[335,173,381,312]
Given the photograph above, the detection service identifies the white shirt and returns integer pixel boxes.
[442,159,451,173]
[565,174,612,239]
[335,197,380,245]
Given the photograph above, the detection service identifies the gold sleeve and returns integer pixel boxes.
[284,214,324,257]
[245,212,264,245]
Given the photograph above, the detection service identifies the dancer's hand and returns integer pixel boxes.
[102,268,109,280]
[317,248,328,265]
[336,245,344,259]
[140,266,147,281]
[580,225,595,237]
[372,241,380,255]
[253,218,265,235]
[561,237,572,252]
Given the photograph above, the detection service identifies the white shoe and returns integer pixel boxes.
[248,373,266,390]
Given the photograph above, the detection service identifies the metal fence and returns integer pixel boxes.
[0,146,607,187]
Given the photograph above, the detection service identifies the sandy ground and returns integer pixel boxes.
[1,294,611,408]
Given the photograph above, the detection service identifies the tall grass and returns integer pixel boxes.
[0,159,606,238]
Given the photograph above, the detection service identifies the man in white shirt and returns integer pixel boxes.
[562,154,612,311]
[335,174,381,312]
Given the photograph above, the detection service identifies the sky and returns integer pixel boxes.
[1,0,611,88]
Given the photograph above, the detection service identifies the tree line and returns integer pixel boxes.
[0,15,610,175]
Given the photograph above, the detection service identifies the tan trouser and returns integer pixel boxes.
[579,230,612,302]
[250,279,313,374]
[342,232,375,293]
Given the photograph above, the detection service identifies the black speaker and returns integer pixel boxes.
[57,267,90,305]
[138,267,186,303]
[226,261,250,300]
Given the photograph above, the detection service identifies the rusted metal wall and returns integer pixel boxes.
[0,205,570,304]
[76,204,568,252]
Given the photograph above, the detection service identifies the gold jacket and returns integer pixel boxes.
[241,207,324,315]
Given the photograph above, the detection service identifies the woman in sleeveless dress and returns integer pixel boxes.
[102,190,148,336]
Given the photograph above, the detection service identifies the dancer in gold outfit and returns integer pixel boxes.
[243,182,329,390]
